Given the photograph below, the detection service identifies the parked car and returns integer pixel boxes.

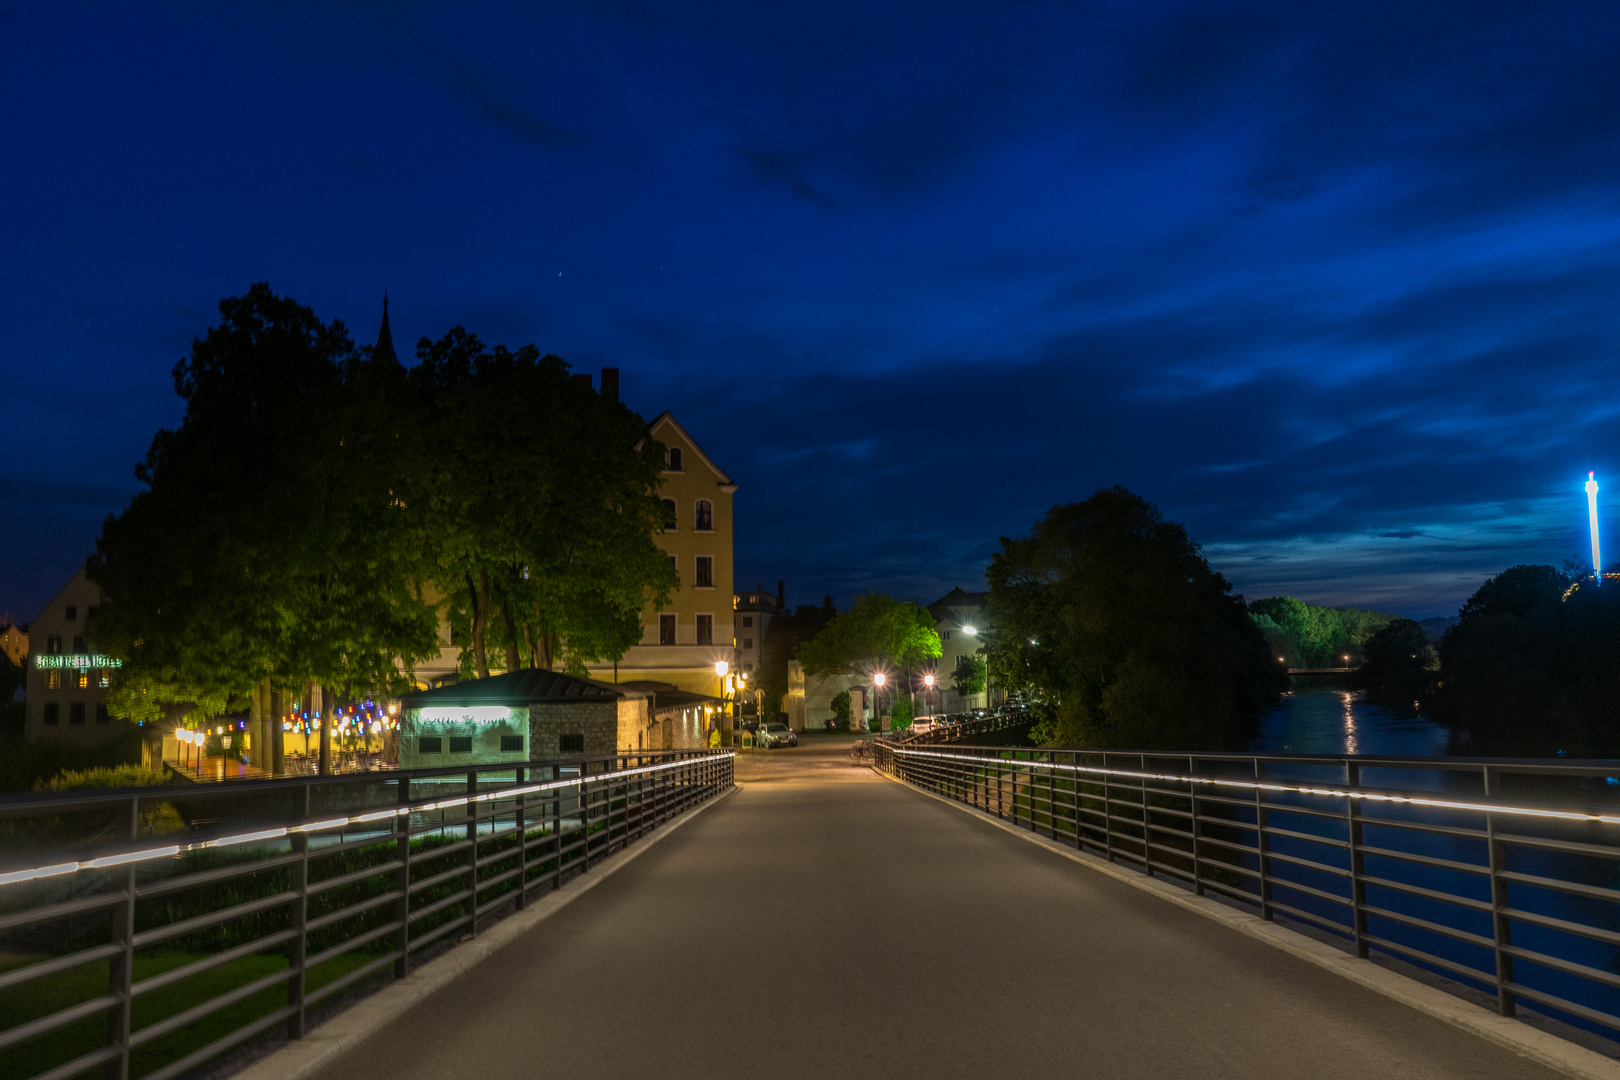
[756,722,798,748]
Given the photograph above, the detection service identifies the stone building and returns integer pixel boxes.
[397,668,708,769]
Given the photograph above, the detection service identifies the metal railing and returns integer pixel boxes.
[896,706,1031,745]
[874,743,1620,1038]
[0,749,733,1080]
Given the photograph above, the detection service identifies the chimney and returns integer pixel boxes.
[571,373,592,391]
[601,367,619,403]
[777,580,785,611]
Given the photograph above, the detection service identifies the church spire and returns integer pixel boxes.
[373,292,399,367]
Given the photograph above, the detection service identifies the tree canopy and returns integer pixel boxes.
[88,284,676,731]
[796,593,941,682]
[1247,596,1393,667]
[755,595,838,715]
[985,487,1284,751]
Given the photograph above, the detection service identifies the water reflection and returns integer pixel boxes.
[1250,688,1448,757]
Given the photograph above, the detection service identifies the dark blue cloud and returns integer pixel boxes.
[3,0,1619,622]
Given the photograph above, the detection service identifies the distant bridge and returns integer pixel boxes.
[1287,666,1354,675]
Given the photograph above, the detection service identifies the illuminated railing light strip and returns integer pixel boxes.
[0,752,734,887]
[84,846,180,868]
[888,747,1620,828]
[210,829,288,848]
[0,862,78,886]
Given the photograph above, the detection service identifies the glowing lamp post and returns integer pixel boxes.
[714,660,734,738]
[1588,471,1602,585]
[962,624,987,710]
[924,673,935,719]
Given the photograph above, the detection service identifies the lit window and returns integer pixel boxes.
[696,614,713,645]
[662,499,677,530]
[668,447,683,471]
[75,670,89,689]
[660,614,677,645]
[449,736,472,753]
[419,736,442,754]
[695,557,713,588]
[45,671,62,690]
[695,500,713,531]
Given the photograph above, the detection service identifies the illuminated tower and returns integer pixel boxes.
[1587,471,1601,584]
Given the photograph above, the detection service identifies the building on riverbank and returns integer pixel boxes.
[23,567,128,744]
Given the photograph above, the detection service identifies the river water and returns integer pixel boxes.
[1249,688,1449,757]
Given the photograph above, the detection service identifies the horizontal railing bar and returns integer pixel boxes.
[1358,874,1491,913]
[27,1042,122,1080]
[131,889,300,950]
[304,889,404,934]
[136,852,302,899]
[1501,906,1620,949]
[308,860,406,897]
[133,929,300,997]
[1359,904,1496,950]
[303,921,403,971]
[1505,981,1620,1032]
[0,941,122,994]
[1354,844,1489,877]
[302,950,399,1009]
[0,891,124,933]
[1502,945,1620,992]
[407,911,471,952]
[138,1002,298,1080]
[129,964,294,1047]
[1496,870,1620,905]
[1496,831,1620,861]
[0,992,120,1051]
[1361,932,1494,984]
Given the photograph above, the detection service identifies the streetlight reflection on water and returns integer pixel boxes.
[1340,690,1359,755]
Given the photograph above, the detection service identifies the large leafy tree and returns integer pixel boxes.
[797,593,941,712]
[407,330,675,678]
[756,596,838,715]
[986,487,1284,751]
[89,284,441,742]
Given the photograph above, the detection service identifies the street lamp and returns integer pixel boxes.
[962,625,987,710]
[873,671,886,731]
[923,673,935,719]
[713,661,732,742]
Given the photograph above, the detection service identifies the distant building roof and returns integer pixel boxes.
[617,680,722,715]
[402,669,646,707]
[928,587,987,623]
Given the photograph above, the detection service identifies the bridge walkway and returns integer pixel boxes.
[307,739,1564,1080]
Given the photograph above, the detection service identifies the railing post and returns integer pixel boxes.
[1254,759,1273,921]
[1141,754,1154,877]
[1102,753,1115,864]
[395,776,411,978]
[288,782,310,1038]
[1484,764,1516,1016]
[1346,762,1368,958]
[105,796,138,1080]
[1189,756,1204,896]
[514,766,527,911]
[466,770,479,936]
[552,765,563,893]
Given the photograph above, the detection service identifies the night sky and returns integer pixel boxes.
[5,2,1619,624]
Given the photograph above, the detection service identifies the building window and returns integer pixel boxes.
[99,668,112,689]
[69,703,86,725]
[43,703,59,725]
[668,554,678,580]
[72,636,85,654]
[660,614,677,645]
[741,616,753,628]
[742,638,753,650]
[449,736,473,753]
[47,636,61,654]
[96,704,110,724]
[75,670,89,689]
[942,630,951,640]
[65,606,77,622]
[695,556,713,588]
[45,671,62,690]
[668,447,683,471]
[560,733,585,753]
[419,736,442,754]
[500,735,524,753]
[662,498,677,530]
[696,614,713,645]
[695,499,713,531]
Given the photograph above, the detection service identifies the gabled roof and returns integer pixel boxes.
[617,680,722,714]
[649,412,734,486]
[928,587,987,623]
[402,669,646,706]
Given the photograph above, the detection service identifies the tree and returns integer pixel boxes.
[829,690,851,731]
[407,330,675,678]
[950,654,986,699]
[797,593,942,685]
[985,487,1284,751]
[1358,618,1434,707]
[889,692,914,730]
[88,285,441,769]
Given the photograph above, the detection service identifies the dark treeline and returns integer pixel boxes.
[88,284,676,728]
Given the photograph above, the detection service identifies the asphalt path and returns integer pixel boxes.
[308,739,1565,1080]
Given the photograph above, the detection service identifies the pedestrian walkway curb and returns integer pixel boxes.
[877,768,1620,1080]
[234,784,738,1080]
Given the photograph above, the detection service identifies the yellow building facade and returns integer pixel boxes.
[587,412,735,700]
